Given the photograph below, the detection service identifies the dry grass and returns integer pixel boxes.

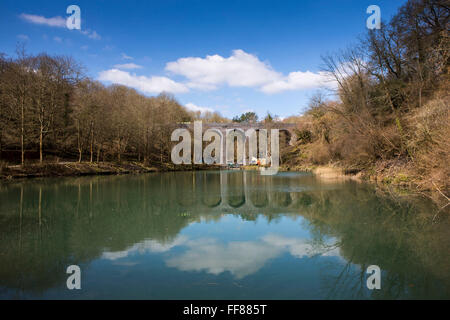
[406,96,450,194]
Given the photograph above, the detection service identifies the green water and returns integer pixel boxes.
[0,170,448,299]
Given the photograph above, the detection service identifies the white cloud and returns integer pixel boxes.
[185,82,218,91]
[20,13,66,27]
[121,53,133,60]
[53,36,62,43]
[113,63,143,70]
[260,71,335,94]
[20,13,101,40]
[165,49,336,93]
[98,69,188,94]
[166,49,281,90]
[185,103,214,114]
[100,50,335,95]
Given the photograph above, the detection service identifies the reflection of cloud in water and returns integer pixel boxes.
[262,234,314,258]
[101,235,188,260]
[167,235,341,279]
[112,261,139,267]
[166,238,281,279]
[101,234,341,279]
[262,234,341,258]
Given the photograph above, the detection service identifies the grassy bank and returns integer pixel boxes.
[0,161,218,180]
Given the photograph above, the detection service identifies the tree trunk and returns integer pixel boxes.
[97,143,102,163]
[39,122,43,164]
[21,99,24,166]
[90,121,94,163]
[117,132,121,163]
[143,128,147,163]
[77,119,82,163]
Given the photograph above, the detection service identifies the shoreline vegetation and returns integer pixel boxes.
[0,161,219,180]
[0,1,448,208]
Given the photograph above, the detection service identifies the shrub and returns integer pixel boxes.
[0,160,8,174]
[294,129,312,144]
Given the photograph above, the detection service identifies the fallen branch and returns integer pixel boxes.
[432,181,450,203]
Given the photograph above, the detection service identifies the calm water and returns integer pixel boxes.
[0,170,449,299]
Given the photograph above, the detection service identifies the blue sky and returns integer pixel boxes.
[0,0,407,119]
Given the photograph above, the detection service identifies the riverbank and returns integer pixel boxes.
[279,161,449,208]
[0,161,219,180]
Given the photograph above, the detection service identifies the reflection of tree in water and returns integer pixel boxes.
[272,192,292,207]
[176,172,197,207]
[0,171,448,299]
[0,174,200,296]
[300,185,450,299]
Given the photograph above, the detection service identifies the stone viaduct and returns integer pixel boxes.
[177,122,298,146]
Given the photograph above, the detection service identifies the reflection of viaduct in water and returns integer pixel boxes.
[176,171,305,214]
[178,122,298,146]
